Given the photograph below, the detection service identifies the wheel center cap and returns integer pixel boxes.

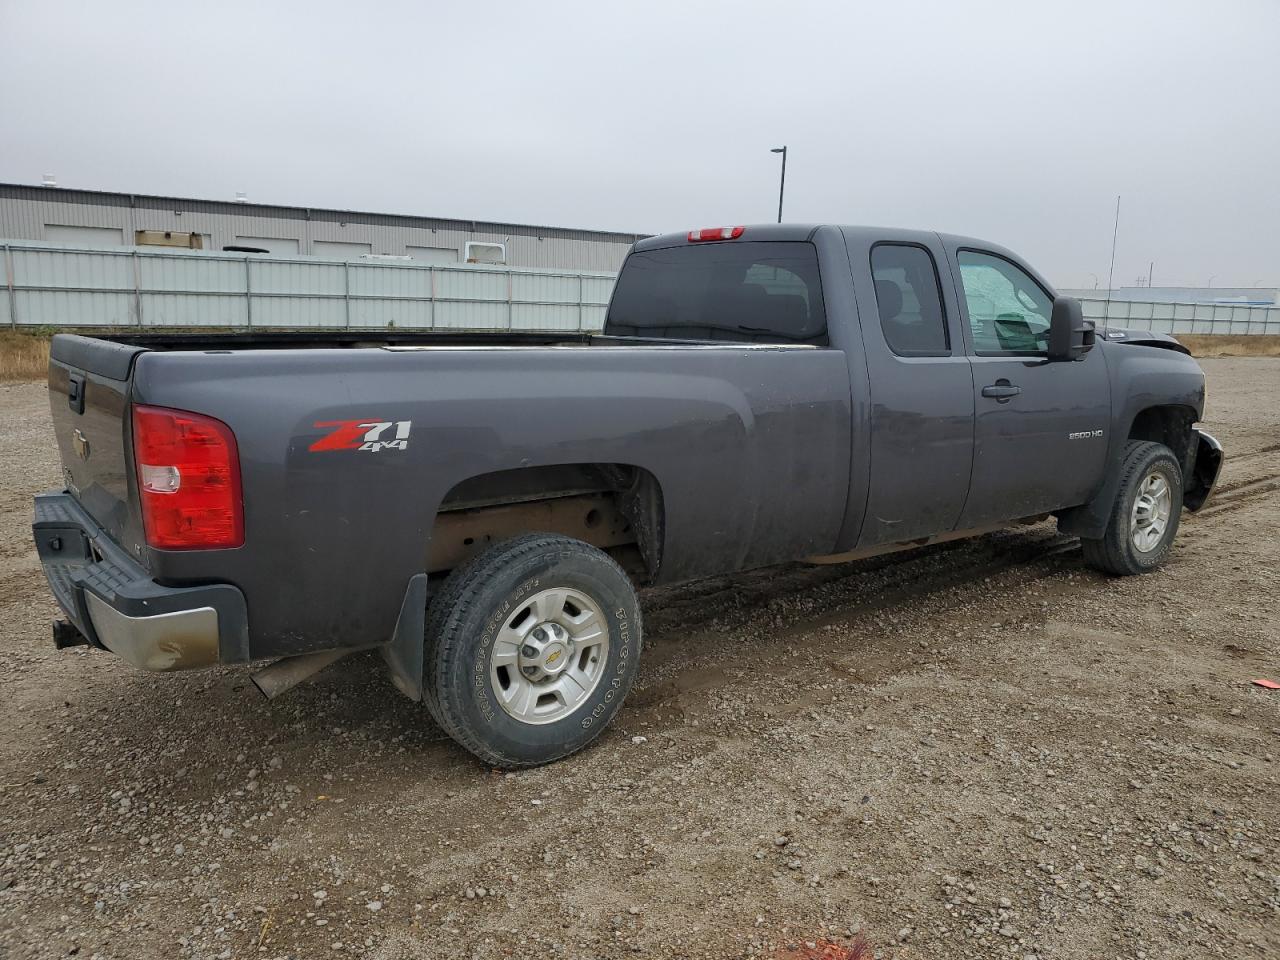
[519,622,572,679]
[541,642,568,674]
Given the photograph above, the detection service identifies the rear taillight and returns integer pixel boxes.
[132,404,243,550]
[687,226,746,242]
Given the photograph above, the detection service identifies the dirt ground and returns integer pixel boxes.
[1,359,1277,960]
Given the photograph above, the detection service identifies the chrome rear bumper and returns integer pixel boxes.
[32,492,248,671]
[83,593,222,671]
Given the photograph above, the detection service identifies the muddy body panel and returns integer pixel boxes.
[32,224,1215,672]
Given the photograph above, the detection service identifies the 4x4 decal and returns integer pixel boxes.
[310,419,412,453]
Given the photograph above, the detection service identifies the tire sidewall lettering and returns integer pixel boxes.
[472,576,543,724]
[577,603,635,729]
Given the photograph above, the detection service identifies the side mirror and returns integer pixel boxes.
[1047,296,1095,362]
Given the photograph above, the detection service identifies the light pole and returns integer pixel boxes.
[770,146,787,223]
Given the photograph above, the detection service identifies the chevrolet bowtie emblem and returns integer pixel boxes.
[73,428,90,461]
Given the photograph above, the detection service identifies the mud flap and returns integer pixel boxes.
[381,573,428,701]
[1055,480,1117,540]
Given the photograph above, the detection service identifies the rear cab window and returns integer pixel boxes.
[869,243,950,356]
[605,241,828,345]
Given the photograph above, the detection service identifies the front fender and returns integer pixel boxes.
[1057,341,1207,539]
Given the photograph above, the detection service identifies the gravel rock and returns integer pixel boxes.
[0,363,1276,960]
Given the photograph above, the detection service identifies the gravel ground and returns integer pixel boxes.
[1,358,1277,960]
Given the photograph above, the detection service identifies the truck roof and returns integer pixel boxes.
[630,223,1052,295]
[633,223,991,252]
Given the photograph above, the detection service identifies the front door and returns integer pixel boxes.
[950,248,1111,528]
[853,235,976,547]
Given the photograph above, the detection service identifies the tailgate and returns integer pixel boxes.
[47,334,148,554]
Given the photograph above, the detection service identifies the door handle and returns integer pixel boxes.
[981,381,1021,401]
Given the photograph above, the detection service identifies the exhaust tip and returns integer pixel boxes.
[250,649,352,700]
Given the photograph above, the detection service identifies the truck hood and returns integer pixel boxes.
[1097,327,1190,355]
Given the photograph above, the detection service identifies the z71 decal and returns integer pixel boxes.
[310,419,412,453]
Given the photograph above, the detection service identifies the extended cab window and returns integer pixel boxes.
[870,244,949,356]
[957,250,1053,354]
[605,241,827,345]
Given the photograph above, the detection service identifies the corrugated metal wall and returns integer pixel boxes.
[1079,298,1280,335]
[0,185,640,272]
[0,242,616,332]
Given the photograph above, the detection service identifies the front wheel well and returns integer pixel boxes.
[428,463,664,580]
[1127,405,1199,477]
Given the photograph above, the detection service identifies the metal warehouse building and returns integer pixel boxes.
[0,183,643,272]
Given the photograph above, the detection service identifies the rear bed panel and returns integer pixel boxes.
[129,343,852,660]
[44,335,851,663]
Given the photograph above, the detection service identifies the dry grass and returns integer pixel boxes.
[1179,333,1280,357]
[0,332,50,381]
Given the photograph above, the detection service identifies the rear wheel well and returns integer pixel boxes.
[1127,405,1198,477]
[429,464,664,580]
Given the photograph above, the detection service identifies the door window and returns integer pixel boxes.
[957,250,1053,354]
[869,244,949,356]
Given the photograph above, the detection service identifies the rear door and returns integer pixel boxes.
[845,230,976,547]
[947,247,1111,527]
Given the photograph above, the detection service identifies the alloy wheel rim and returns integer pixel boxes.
[1130,471,1172,553]
[490,587,609,725]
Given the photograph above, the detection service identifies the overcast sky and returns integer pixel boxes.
[1,0,1276,288]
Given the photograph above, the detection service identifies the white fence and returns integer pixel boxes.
[0,242,617,332]
[5,241,1277,337]
[1079,297,1280,336]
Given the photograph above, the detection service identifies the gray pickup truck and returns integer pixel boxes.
[32,223,1222,767]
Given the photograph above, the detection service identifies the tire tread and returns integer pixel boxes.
[1081,440,1182,576]
[423,533,639,768]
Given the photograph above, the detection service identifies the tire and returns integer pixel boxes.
[1081,440,1183,576]
[423,533,643,768]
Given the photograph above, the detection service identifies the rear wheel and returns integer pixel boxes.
[1081,440,1183,576]
[423,534,642,768]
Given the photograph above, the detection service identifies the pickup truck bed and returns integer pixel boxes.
[32,222,1223,767]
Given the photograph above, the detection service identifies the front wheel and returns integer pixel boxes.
[1081,440,1184,576]
[423,534,643,768]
